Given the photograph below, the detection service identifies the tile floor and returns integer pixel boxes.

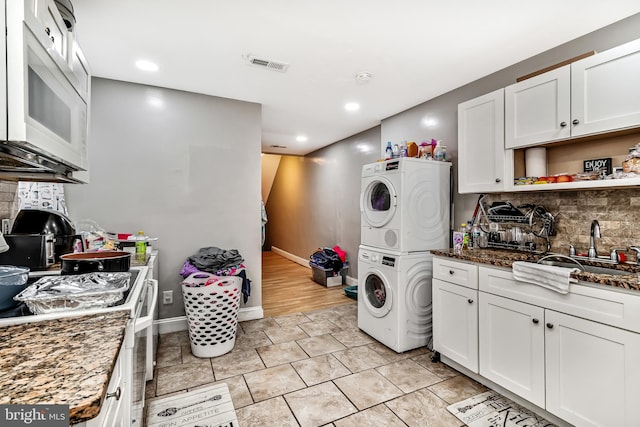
[146,302,488,426]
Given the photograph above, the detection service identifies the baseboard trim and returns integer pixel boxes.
[271,246,310,268]
[156,316,187,334]
[271,246,357,287]
[156,306,265,335]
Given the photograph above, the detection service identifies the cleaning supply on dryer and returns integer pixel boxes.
[385,142,393,159]
[433,141,446,161]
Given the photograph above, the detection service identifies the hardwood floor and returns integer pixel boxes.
[261,251,354,317]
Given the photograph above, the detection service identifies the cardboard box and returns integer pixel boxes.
[310,263,348,287]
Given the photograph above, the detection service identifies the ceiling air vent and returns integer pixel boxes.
[245,55,289,73]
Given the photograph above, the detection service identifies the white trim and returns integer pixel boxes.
[271,246,310,268]
[238,306,264,322]
[156,316,187,334]
[345,275,357,286]
[155,306,265,335]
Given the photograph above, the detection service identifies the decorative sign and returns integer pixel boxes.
[583,158,612,175]
[17,182,67,215]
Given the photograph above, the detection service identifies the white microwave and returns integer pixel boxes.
[0,0,89,181]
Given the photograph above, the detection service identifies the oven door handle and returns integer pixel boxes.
[135,279,158,333]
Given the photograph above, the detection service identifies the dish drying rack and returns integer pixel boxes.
[474,195,556,254]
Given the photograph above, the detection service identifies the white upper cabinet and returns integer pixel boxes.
[505,66,571,148]
[458,88,507,194]
[505,38,640,150]
[571,38,640,137]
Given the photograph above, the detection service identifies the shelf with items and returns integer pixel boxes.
[508,128,640,191]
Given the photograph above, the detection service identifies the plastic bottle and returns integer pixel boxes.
[385,142,393,159]
[400,141,408,157]
[472,224,481,249]
[460,223,469,249]
[392,144,399,158]
[135,230,147,261]
[434,141,446,161]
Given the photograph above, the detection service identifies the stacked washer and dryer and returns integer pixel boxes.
[358,157,451,353]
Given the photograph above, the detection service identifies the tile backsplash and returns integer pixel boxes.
[482,188,640,261]
[0,182,18,222]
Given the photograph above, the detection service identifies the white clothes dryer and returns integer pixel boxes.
[357,245,434,353]
[360,157,450,252]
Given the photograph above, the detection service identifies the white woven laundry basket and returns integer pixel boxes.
[181,272,242,358]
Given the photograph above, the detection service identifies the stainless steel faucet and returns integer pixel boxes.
[588,220,600,259]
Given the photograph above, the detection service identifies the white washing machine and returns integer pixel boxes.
[360,157,451,252]
[357,245,434,353]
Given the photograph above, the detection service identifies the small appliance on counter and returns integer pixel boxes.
[0,209,83,270]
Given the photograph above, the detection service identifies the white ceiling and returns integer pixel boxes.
[71,1,640,156]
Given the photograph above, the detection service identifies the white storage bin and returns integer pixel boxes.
[181,272,242,358]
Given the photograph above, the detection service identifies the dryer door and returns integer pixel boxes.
[361,177,397,228]
[362,270,393,317]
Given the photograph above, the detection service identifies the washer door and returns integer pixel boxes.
[363,270,392,317]
[361,177,397,228]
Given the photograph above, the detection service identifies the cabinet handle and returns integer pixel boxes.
[50,36,55,43]
[45,27,51,36]
[495,178,501,183]
[449,270,454,275]
[572,119,580,125]
[546,323,554,329]
[532,318,539,324]
[560,121,567,127]
[467,299,474,304]
[106,387,121,400]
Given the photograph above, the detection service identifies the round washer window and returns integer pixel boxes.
[365,274,387,309]
[370,182,391,212]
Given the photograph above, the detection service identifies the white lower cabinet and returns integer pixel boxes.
[478,292,545,408]
[80,343,130,427]
[433,257,640,426]
[433,278,479,373]
[545,310,640,427]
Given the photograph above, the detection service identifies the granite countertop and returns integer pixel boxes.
[431,248,640,292]
[0,310,130,424]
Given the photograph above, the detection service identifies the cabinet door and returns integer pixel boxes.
[432,257,478,289]
[505,66,571,148]
[479,292,545,408]
[31,0,68,61]
[433,278,478,373]
[571,38,640,136]
[458,88,506,194]
[545,310,640,426]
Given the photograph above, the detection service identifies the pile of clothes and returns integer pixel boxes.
[309,246,347,273]
[180,247,251,303]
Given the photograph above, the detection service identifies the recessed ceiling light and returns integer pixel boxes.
[136,60,159,72]
[296,135,308,142]
[344,102,360,111]
[355,72,372,83]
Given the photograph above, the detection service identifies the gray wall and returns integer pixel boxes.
[65,78,262,319]
[383,13,640,229]
[265,127,381,276]
[266,13,640,274]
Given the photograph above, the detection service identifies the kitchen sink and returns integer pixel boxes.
[536,259,634,276]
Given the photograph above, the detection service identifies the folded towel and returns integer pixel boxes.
[512,261,579,294]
